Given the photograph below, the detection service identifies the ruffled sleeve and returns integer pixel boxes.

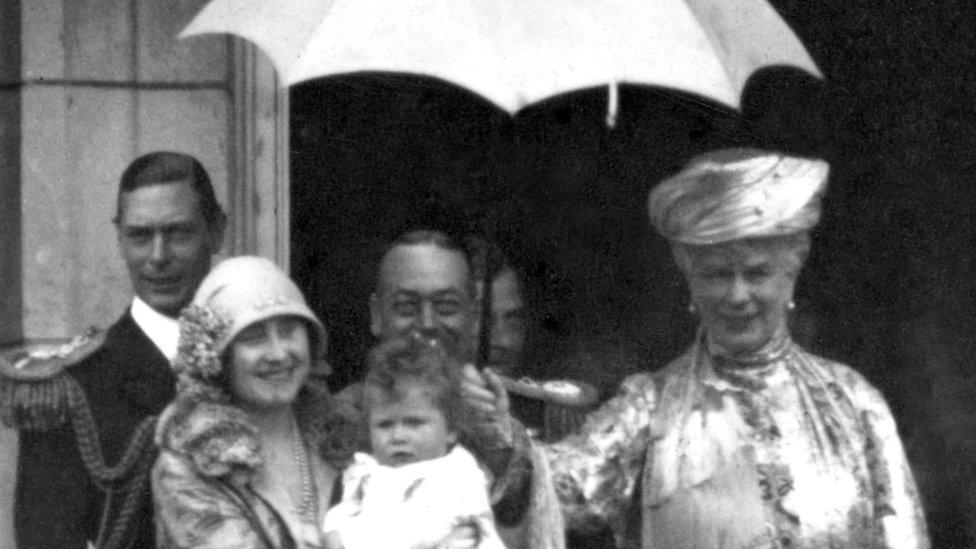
[544,373,659,537]
[851,373,930,548]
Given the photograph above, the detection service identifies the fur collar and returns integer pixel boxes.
[155,394,263,483]
[155,384,362,483]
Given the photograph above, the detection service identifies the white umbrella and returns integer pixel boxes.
[182,0,822,124]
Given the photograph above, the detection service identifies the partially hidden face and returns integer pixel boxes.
[371,244,477,343]
[116,180,222,317]
[228,316,312,410]
[366,381,457,467]
[487,268,526,376]
[681,240,800,357]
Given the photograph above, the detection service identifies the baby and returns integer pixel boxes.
[322,332,504,549]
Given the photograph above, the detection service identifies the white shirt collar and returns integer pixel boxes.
[130,296,180,363]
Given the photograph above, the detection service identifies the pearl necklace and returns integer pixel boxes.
[292,422,319,525]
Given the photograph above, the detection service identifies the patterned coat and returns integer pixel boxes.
[151,391,351,549]
[545,336,930,548]
[153,450,296,549]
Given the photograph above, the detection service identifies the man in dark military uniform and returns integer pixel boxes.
[5,152,226,548]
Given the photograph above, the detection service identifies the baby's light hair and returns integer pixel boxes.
[364,329,473,434]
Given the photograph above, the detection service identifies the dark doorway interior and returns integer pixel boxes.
[289,75,769,391]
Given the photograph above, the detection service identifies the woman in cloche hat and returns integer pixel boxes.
[151,256,360,548]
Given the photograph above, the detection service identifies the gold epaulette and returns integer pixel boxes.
[0,328,105,430]
[498,375,599,408]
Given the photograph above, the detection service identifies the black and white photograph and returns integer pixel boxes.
[1,1,974,547]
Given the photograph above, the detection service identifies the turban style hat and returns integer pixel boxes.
[647,149,830,245]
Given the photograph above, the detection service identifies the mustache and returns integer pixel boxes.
[413,326,467,342]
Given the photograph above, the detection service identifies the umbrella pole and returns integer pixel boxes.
[606,80,619,129]
[476,247,493,370]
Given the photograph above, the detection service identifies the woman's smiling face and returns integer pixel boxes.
[680,238,802,357]
[228,316,311,410]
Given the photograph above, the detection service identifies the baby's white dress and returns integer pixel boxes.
[322,445,504,549]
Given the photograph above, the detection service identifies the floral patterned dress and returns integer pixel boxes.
[545,333,930,548]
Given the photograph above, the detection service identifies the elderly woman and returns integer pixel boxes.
[465,149,929,548]
[152,256,360,548]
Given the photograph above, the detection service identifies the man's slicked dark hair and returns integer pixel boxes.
[114,151,225,227]
[390,229,467,255]
[375,229,475,296]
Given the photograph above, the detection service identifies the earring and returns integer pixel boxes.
[688,302,698,315]
[788,300,796,311]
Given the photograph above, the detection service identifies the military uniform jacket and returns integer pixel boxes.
[15,311,176,549]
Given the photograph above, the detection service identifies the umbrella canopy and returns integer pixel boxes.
[182,0,821,116]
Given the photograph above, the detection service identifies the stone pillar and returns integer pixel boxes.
[5,0,233,340]
[0,0,22,345]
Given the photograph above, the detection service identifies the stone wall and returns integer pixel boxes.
[1,0,233,341]
[0,0,23,344]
